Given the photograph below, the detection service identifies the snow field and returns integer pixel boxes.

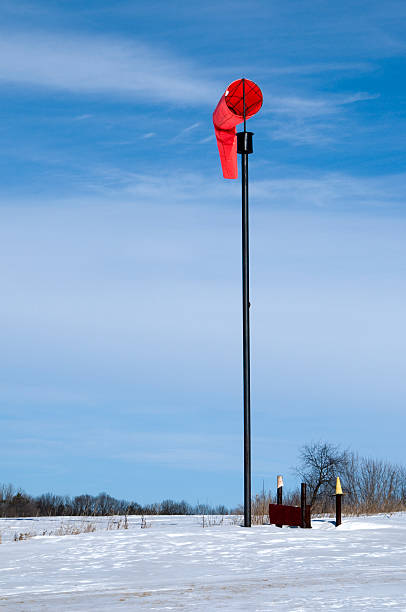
[1,513,406,610]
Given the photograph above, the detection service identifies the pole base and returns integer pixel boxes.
[237,131,254,154]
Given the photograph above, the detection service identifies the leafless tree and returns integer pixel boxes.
[342,455,406,513]
[296,441,349,508]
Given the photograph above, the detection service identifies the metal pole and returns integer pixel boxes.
[336,494,342,527]
[237,78,252,528]
[242,141,251,528]
[301,483,307,528]
[276,475,283,528]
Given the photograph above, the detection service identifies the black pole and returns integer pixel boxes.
[241,137,250,528]
[237,79,254,528]
[336,494,342,527]
[301,483,307,528]
[276,475,283,528]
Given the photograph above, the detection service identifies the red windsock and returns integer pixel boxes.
[213,78,263,179]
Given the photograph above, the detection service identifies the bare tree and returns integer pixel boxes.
[296,441,349,508]
[342,455,406,513]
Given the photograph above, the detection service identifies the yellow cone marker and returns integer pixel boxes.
[336,476,343,495]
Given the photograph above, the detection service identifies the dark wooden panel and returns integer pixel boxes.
[269,503,302,527]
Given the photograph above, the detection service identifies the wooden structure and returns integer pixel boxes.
[269,482,311,528]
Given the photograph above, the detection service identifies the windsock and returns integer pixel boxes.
[213,78,263,179]
[336,477,343,495]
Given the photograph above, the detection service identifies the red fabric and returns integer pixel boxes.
[213,79,263,179]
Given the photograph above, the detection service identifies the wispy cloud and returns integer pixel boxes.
[263,62,375,75]
[251,173,406,209]
[172,122,201,142]
[1,176,405,403]
[264,92,379,118]
[268,120,335,146]
[0,30,220,105]
[72,114,93,121]
[199,134,215,144]
[260,91,379,145]
[220,62,375,78]
[65,161,406,212]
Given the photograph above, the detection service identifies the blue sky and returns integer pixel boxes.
[1,0,406,506]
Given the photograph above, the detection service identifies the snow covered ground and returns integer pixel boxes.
[1,513,406,610]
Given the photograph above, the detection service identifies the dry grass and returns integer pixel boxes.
[251,493,272,525]
[14,532,36,541]
[107,516,128,530]
[51,521,97,536]
[8,515,133,542]
[342,500,406,517]
[201,515,224,528]
[310,498,406,517]
[140,516,151,529]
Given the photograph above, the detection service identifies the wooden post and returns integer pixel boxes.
[335,476,343,527]
[301,483,306,528]
[336,494,342,527]
[276,475,283,528]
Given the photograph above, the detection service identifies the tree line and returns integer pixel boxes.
[0,484,229,518]
[2,442,405,518]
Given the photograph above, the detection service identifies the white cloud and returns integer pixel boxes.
[69,166,406,211]
[72,114,93,121]
[1,170,406,402]
[251,173,406,209]
[264,92,379,119]
[172,122,201,142]
[259,91,379,145]
[199,134,215,144]
[263,62,375,75]
[0,30,220,105]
